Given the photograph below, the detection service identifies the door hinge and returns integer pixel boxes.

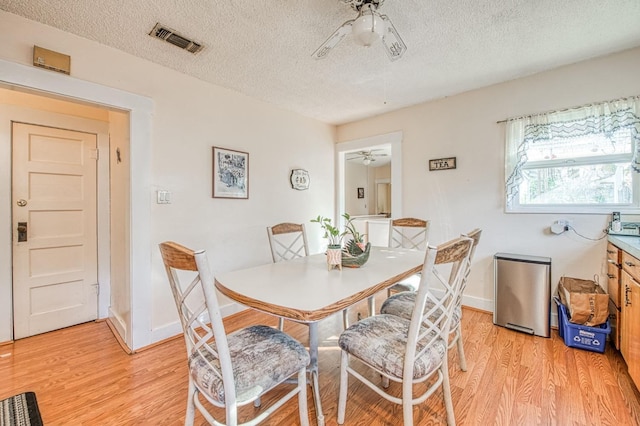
[90,149,99,160]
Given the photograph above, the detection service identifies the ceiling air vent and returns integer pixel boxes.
[149,23,204,54]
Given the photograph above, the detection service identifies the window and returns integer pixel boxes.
[505,97,640,212]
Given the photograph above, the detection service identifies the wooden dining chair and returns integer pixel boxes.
[367,217,430,316]
[380,228,482,372]
[159,241,310,426]
[337,236,473,426]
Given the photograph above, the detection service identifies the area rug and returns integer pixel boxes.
[0,392,43,426]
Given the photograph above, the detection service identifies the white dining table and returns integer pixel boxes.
[214,246,426,426]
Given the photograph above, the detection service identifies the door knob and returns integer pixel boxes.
[16,199,27,207]
[17,222,27,242]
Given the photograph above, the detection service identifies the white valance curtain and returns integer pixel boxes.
[505,96,640,209]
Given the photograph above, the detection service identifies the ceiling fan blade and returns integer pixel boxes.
[380,14,406,61]
[312,20,354,60]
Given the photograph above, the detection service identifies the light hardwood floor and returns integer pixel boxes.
[1,297,639,425]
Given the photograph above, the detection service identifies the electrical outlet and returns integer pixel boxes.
[555,219,572,230]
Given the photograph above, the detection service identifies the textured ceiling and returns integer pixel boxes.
[2,0,640,125]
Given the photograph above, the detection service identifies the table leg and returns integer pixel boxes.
[308,322,325,426]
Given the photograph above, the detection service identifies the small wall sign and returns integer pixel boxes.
[290,169,310,190]
[429,157,457,171]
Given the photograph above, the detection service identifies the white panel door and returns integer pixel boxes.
[12,122,98,339]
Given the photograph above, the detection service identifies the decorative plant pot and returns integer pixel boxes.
[342,241,371,268]
[327,245,342,270]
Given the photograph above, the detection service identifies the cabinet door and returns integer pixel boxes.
[608,262,620,307]
[629,277,640,387]
[621,270,632,362]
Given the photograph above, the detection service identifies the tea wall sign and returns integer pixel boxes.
[429,157,456,171]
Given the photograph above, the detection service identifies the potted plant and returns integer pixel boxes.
[311,215,344,270]
[342,213,366,251]
[341,213,371,268]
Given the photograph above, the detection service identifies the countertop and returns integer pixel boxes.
[608,235,640,259]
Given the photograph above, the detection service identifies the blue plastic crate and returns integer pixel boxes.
[554,297,610,353]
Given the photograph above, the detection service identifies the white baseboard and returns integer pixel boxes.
[150,302,249,344]
[108,308,127,342]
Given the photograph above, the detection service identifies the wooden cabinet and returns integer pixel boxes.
[621,251,640,388]
[607,243,620,307]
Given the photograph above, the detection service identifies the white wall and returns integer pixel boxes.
[345,162,369,215]
[0,11,336,345]
[337,47,640,312]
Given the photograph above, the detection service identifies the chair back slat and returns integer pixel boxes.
[388,217,429,250]
[267,223,309,262]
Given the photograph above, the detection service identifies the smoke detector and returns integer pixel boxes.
[149,23,204,54]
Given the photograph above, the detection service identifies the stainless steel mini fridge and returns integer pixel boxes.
[494,253,551,338]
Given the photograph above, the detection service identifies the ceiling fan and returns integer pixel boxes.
[312,0,407,61]
[347,149,388,165]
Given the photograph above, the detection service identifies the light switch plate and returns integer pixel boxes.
[156,190,171,204]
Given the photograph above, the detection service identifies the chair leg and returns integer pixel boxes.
[367,296,375,317]
[297,368,310,426]
[381,375,390,388]
[278,317,285,331]
[441,358,456,426]
[455,328,467,372]
[342,309,349,329]
[337,351,349,424]
[185,379,196,426]
[401,370,414,426]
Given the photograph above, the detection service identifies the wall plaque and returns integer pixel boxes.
[429,157,456,171]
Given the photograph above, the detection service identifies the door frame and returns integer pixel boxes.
[0,59,153,350]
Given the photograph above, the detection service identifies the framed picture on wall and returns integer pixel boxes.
[212,146,249,199]
[357,187,364,199]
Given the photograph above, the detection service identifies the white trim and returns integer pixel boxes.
[150,302,248,343]
[0,58,154,350]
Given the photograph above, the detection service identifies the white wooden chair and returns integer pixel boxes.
[268,222,351,329]
[267,223,309,330]
[267,223,309,263]
[380,229,482,372]
[367,217,430,316]
[337,236,473,426]
[159,241,310,426]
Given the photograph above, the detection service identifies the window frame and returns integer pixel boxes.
[508,152,639,214]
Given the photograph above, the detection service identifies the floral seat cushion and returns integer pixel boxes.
[380,291,462,325]
[388,273,421,293]
[338,314,446,379]
[190,325,309,404]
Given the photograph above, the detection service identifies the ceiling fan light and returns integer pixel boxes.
[363,158,372,165]
[352,9,385,47]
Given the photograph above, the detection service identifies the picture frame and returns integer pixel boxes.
[428,157,457,171]
[212,146,249,199]
[357,187,365,199]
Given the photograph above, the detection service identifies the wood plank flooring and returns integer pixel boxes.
[1,297,639,425]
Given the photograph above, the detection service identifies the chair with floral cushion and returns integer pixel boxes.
[380,228,482,372]
[159,241,310,426]
[337,236,473,426]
